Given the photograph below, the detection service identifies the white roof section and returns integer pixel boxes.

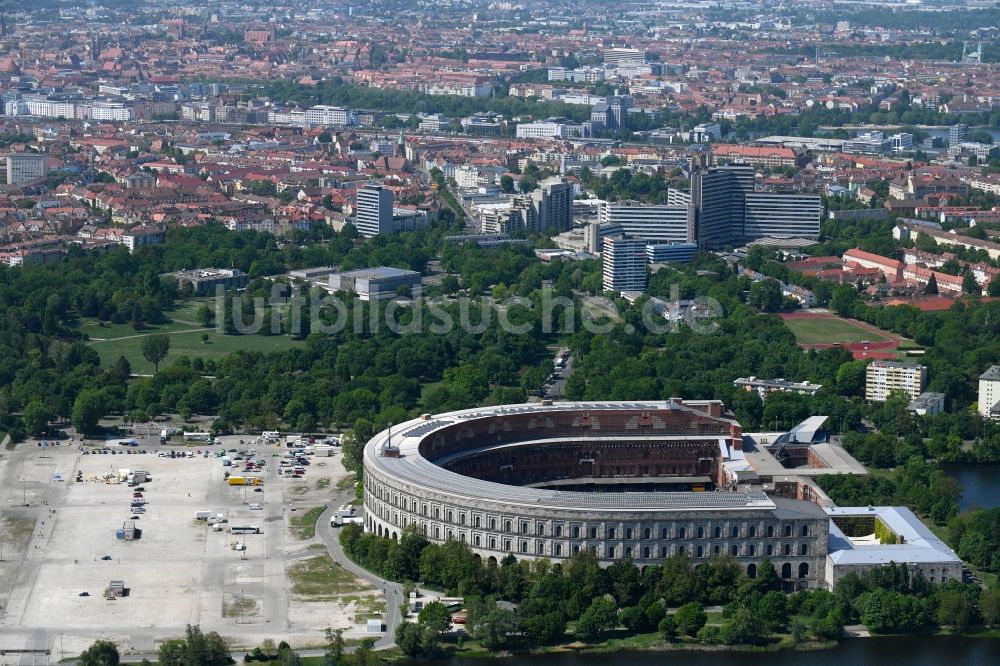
[785,415,828,444]
[825,506,962,566]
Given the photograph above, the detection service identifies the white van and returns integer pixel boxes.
[248,503,262,511]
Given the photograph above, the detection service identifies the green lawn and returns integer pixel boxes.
[782,316,888,346]
[290,505,328,540]
[89,327,307,374]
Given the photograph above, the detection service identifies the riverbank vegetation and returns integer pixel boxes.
[340,525,999,656]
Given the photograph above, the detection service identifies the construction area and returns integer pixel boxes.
[0,432,377,660]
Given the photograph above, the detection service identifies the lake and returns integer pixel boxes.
[942,463,1000,512]
[402,635,1000,665]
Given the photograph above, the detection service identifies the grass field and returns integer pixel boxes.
[782,316,888,346]
[81,297,306,372]
[288,555,372,599]
[290,505,328,540]
[89,327,307,374]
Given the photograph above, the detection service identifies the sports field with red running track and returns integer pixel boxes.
[780,311,903,360]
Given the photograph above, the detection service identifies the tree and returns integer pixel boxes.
[962,271,980,295]
[79,640,120,666]
[196,304,215,327]
[937,589,973,632]
[418,600,451,633]
[395,622,423,657]
[657,554,698,606]
[924,273,939,295]
[22,399,53,436]
[674,601,707,636]
[72,388,105,435]
[575,596,618,641]
[988,275,1000,297]
[981,588,1000,627]
[473,606,517,652]
[158,639,185,666]
[500,174,515,193]
[748,279,783,312]
[141,334,171,373]
[658,614,677,641]
[719,607,770,645]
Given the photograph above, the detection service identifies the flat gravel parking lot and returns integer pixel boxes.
[0,434,373,659]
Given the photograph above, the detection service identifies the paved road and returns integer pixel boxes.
[317,504,402,650]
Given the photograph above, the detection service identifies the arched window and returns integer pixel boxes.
[643,546,650,558]
[800,543,808,556]
[490,518,496,530]
[781,563,792,578]
[555,525,562,537]
[521,522,528,534]
[520,541,527,553]
[625,528,633,540]
[784,543,792,556]
[490,537,496,548]
[607,527,616,539]
[784,525,792,537]
[608,546,615,558]
[766,544,773,556]
[556,544,563,556]
[644,528,651,539]
[731,526,739,538]
[767,525,774,538]
[474,516,480,528]
[798,562,809,579]
[697,526,704,538]
[801,525,809,537]
[572,525,580,538]
[697,545,704,558]
[748,544,755,556]
[678,527,686,539]
[747,563,757,578]
[713,526,721,538]
[504,520,511,532]
[713,545,720,555]
[537,542,544,555]
[590,527,597,539]
[625,547,632,558]
[475,535,481,547]
[749,525,756,537]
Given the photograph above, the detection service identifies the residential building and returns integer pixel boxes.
[842,248,903,282]
[906,392,945,416]
[355,184,394,238]
[743,193,822,240]
[122,225,164,252]
[865,360,927,402]
[711,145,805,168]
[603,48,645,66]
[979,366,1000,420]
[602,236,647,293]
[328,267,421,301]
[6,153,46,184]
[733,377,823,400]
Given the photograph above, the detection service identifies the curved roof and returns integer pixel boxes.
[364,401,774,514]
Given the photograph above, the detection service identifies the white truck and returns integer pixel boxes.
[195,511,212,521]
[331,515,364,527]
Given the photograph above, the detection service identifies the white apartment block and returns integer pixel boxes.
[979,366,1000,420]
[865,360,927,402]
[598,201,693,244]
[515,121,586,140]
[303,105,353,126]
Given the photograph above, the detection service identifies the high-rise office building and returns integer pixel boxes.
[530,177,573,233]
[6,153,46,184]
[602,236,648,293]
[743,193,822,240]
[979,366,1000,420]
[355,184,394,238]
[949,123,968,146]
[598,202,693,244]
[691,164,754,249]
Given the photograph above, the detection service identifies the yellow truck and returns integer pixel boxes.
[227,476,264,486]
